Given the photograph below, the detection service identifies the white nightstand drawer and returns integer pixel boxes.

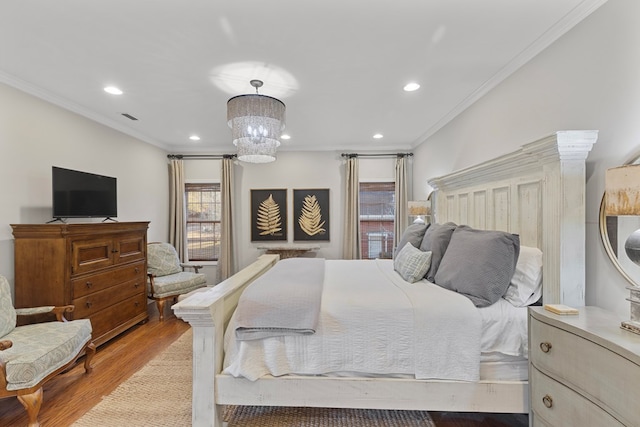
[530,367,623,427]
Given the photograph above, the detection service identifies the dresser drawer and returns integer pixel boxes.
[87,292,147,342]
[530,316,640,425]
[72,261,145,298]
[71,237,114,274]
[530,367,624,427]
[113,232,146,265]
[73,278,145,318]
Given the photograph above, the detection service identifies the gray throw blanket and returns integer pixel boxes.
[234,257,325,341]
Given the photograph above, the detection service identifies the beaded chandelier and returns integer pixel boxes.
[227,80,286,163]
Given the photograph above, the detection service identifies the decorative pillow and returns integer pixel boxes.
[503,246,543,307]
[394,222,429,258]
[393,243,433,283]
[419,222,457,282]
[434,225,520,307]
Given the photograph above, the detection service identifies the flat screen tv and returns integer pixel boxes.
[52,166,117,219]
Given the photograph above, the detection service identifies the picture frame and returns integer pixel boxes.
[293,188,330,241]
[250,189,287,241]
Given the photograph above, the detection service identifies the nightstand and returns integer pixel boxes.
[529,306,640,426]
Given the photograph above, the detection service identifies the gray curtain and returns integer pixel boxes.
[169,158,187,261]
[394,156,408,249]
[342,157,361,259]
[217,157,235,281]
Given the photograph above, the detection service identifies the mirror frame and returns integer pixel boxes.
[599,194,638,286]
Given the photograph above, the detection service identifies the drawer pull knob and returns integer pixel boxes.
[542,394,553,408]
[540,342,552,353]
[111,249,119,253]
[134,267,140,273]
[86,301,93,308]
[85,281,93,288]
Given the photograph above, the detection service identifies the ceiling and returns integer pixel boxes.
[0,0,606,154]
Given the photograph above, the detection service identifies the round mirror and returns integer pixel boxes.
[599,158,640,287]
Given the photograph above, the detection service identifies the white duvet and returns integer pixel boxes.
[224,259,527,382]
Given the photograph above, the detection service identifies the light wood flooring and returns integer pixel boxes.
[0,304,528,427]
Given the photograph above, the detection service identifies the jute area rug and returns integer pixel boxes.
[73,329,435,426]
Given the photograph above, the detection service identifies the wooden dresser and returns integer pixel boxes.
[11,222,149,346]
[529,306,640,426]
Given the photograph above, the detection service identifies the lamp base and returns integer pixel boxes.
[621,320,640,335]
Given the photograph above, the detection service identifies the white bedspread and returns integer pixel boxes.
[224,259,483,381]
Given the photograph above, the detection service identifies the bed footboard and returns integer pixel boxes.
[172,254,279,427]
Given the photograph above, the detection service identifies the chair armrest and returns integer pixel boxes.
[16,305,75,322]
[0,340,12,351]
[181,263,203,273]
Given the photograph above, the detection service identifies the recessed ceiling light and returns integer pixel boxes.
[189,135,201,141]
[104,86,123,95]
[373,133,384,139]
[281,134,291,140]
[403,82,420,92]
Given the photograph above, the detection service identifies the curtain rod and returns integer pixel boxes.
[167,154,236,160]
[341,153,413,159]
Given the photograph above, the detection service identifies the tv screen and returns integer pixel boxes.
[52,166,117,219]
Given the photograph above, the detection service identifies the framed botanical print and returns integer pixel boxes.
[250,189,287,241]
[293,189,330,241]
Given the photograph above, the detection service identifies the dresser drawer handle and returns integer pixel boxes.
[85,301,93,308]
[542,394,553,408]
[85,281,93,288]
[540,342,552,353]
[134,267,140,274]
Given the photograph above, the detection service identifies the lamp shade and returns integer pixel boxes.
[408,200,430,216]
[227,92,286,163]
[605,164,640,216]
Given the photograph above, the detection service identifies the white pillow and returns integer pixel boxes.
[393,242,432,283]
[503,246,543,307]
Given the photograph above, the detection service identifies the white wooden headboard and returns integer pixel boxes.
[428,130,598,306]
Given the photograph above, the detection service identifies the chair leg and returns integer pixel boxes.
[84,341,96,373]
[17,387,42,427]
[156,299,166,322]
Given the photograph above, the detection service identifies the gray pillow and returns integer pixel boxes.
[434,225,520,307]
[394,222,429,257]
[420,222,457,282]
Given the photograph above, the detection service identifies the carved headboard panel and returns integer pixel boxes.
[428,131,598,306]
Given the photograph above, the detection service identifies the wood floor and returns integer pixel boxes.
[0,304,528,427]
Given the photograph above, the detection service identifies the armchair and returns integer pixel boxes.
[147,242,207,321]
[0,275,95,427]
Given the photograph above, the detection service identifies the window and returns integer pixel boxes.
[185,182,221,261]
[359,182,395,259]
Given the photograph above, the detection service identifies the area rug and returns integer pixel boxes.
[73,328,435,426]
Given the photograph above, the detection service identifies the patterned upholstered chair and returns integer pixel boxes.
[0,275,95,427]
[147,242,207,321]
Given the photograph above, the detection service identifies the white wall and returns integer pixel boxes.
[413,0,640,317]
[0,83,170,296]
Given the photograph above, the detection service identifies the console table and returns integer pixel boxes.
[257,245,320,259]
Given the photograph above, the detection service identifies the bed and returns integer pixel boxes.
[173,130,598,427]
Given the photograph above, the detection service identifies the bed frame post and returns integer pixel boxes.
[173,254,280,427]
[540,130,598,306]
